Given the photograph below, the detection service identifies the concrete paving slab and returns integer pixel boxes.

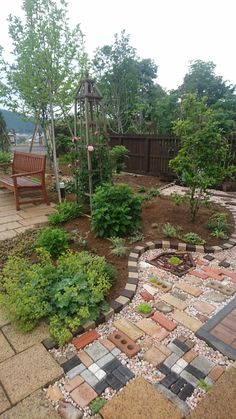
[0,389,60,418]
[2,322,50,353]
[0,343,63,404]
[0,385,10,415]
[0,331,15,363]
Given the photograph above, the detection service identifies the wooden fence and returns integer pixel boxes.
[109,134,236,178]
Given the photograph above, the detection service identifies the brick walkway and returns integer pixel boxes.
[0,188,55,240]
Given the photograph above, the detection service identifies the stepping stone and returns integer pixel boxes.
[183,349,197,363]
[193,301,215,315]
[85,342,109,361]
[172,310,203,332]
[61,356,81,373]
[103,358,122,373]
[80,369,99,387]
[202,266,225,281]
[143,284,158,296]
[160,372,179,389]
[72,330,100,350]
[152,327,170,341]
[160,294,188,311]
[175,282,202,297]
[0,343,63,405]
[46,385,64,402]
[143,346,167,366]
[78,350,93,367]
[0,384,11,414]
[0,331,15,363]
[164,353,180,368]
[148,278,172,293]
[180,370,199,387]
[158,363,171,375]
[207,281,236,297]
[108,331,140,358]
[152,312,177,331]
[204,291,227,303]
[71,382,97,408]
[2,322,49,353]
[208,365,225,381]
[167,342,184,358]
[185,275,203,286]
[66,364,86,379]
[136,318,163,337]
[155,301,173,314]
[114,319,144,341]
[97,353,115,368]
[191,355,215,375]
[64,375,85,393]
[140,290,154,301]
[94,379,109,395]
[185,364,206,379]
[100,338,116,351]
[171,291,188,301]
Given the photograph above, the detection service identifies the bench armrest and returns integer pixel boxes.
[11,171,43,178]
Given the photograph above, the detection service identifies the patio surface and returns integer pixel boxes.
[1,185,236,418]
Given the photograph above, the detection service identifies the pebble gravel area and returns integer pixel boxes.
[47,186,236,417]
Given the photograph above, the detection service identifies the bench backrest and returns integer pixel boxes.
[13,152,46,174]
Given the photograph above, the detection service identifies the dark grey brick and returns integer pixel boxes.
[106,373,123,391]
[170,377,187,395]
[94,379,109,395]
[61,356,81,373]
[160,372,179,389]
[41,338,57,350]
[185,364,206,379]
[219,260,230,268]
[112,369,129,385]
[158,363,171,376]
[203,255,215,261]
[103,358,122,373]
[117,365,135,380]
[172,339,190,353]
[178,383,195,401]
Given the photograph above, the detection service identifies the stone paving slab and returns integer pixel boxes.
[0,331,15,363]
[100,377,183,419]
[172,310,203,332]
[160,294,188,311]
[2,322,50,353]
[0,389,60,418]
[114,319,144,341]
[0,344,63,404]
[0,386,10,415]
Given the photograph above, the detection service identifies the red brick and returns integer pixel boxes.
[195,258,209,266]
[152,328,169,341]
[152,312,177,331]
[108,331,140,358]
[208,365,225,381]
[72,330,100,350]
[189,269,209,280]
[140,291,154,301]
[220,268,236,283]
[202,266,225,281]
[70,382,97,407]
[64,375,84,392]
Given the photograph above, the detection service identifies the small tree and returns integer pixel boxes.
[169,93,233,221]
[0,111,10,152]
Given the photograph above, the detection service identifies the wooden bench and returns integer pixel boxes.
[0,151,49,210]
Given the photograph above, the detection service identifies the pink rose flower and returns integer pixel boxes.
[87,145,94,152]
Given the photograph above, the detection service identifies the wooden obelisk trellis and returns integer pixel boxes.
[74,72,104,212]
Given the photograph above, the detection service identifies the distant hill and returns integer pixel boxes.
[0,109,35,134]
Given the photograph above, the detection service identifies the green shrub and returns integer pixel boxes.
[137,186,146,193]
[143,187,160,201]
[110,145,129,173]
[182,232,206,245]
[206,213,230,238]
[36,228,69,258]
[170,192,186,206]
[0,250,115,346]
[92,183,142,238]
[162,223,177,238]
[48,201,82,225]
[137,303,152,314]
[109,237,127,257]
[0,151,11,163]
[168,256,181,266]
[90,397,107,415]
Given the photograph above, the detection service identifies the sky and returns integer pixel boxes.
[0,0,235,90]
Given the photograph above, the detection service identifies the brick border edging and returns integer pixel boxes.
[42,233,236,350]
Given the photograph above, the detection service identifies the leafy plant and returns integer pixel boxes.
[109,237,127,257]
[182,232,206,245]
[198,378,212,392]
[170,192,186,206]
[90,397,107,415]
[48,201,82,225]
[137,186,146,193]
[92,183,142,238]
[162,223,177,238]
[206,213,230,238]
[137,303,152,314]
[0,250,115,346]
[168,256,181,265]
[110,145,129,173]
[36,227,69,258]
[129,232,145,243]
[0,151,11,163]
[143,187,160,201]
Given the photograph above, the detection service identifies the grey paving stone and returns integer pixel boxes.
[111,347,121,356]
[171,291,188,301]
[170,377,187,395]
[191,355,215,375]
[80,369,99,387]
[112,369,128,385]
[178,383,195,401]
[94,379,109,395]
[117,365,135,380]
[106,373,123,391]
[85,342,109,361]
[158,363,171,376]
[103,358,122,373]
[180,370,199,387]
[167,343,184,358]
[160,372,178,389]
[154,383,190,417]
[164,353,180,368]
[66,363,86,379]
[185,364,206,379]
[172,339,190,353]
[62,356,81,374]
[97,353,115,368]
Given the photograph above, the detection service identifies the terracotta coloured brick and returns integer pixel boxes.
[208,365,225,381]
[72,330,100,350]
[220,268,236,283]
[160,294,188,311]
[195,258,209,266]
[77,350,93,367]
[175,282,202,297]
[108,331,140,358]
[189,269,209,280]
[202,266,225,281]
[193,301,215,315]
[183,349,197,363]
[140,291,154,302]
[100,338,116,351]
[64,375,84,392]
[152,327,169,341]
[172,310,202,332]
[143,346,167,366]
[70,382,97,407]
[196,313,209,323]
[152,312,177,332]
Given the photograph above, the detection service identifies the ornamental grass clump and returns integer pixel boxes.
[0,249,116,346]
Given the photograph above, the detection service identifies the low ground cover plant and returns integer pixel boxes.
[182,232,206,245]
[168,256,181,265]
[137,303,152,314]
[90,397,107,415]
[48,201,82,225]
[206,212,230,240]
[92,183,142,238]
[109,237,127,257]
[36,227,69,258]
[0,249,116,346]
